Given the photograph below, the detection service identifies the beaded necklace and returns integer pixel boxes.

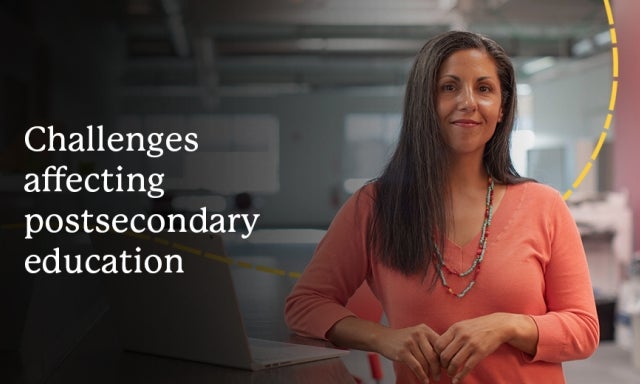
[433,177,494,298]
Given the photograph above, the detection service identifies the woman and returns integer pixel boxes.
[285,31,599,384]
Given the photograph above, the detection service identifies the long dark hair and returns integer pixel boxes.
[370,31,528,276]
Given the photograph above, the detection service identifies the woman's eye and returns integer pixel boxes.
[441,84,455,92]
[479,85,491,92]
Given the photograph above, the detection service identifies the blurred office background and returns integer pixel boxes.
[2,0,640,383]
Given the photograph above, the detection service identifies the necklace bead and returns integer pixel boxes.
[433,177,494,298]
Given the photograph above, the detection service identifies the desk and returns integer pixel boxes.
[37,239,359,384]
[44,306,355,384]
[10,232,369,384]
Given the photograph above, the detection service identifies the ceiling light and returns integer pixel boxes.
[438,0,458,11]
[517,83,532,96]
[594,30,612,46]
[522,57,555,75]
[572,39,594,57]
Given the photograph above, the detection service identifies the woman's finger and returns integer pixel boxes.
[401,347,430,384]
[417,332,441,381]
[451,353,483,384]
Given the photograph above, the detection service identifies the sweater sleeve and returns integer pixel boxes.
[529,191,600,362]
[284,187,374,340]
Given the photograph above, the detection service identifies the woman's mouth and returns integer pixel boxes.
[451,119,481,128]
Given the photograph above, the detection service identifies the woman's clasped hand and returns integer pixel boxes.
[369,313,535,384]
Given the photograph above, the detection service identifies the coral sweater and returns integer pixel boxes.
[285,182,599,384]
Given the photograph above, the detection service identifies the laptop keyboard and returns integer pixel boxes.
[250,339,304,362]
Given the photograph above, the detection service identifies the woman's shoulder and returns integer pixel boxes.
[358,181,378,199]
[513,180,560,194]
[507,180,564,207]
[342,181,378,206]
[336,181,377,216]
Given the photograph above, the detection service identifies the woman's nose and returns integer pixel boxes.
[457,86,477,111]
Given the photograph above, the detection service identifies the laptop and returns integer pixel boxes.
[92,231,348,370]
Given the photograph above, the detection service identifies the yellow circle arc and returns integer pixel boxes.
[562,0,618,201]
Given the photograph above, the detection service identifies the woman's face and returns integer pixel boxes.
[436,48,503,158]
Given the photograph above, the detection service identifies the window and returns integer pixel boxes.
[343,113,401,193]
[118,114,279,195]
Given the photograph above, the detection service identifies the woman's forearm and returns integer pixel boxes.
[328,316,443,383]
[326,316,389,352]
[504,313,538,356]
